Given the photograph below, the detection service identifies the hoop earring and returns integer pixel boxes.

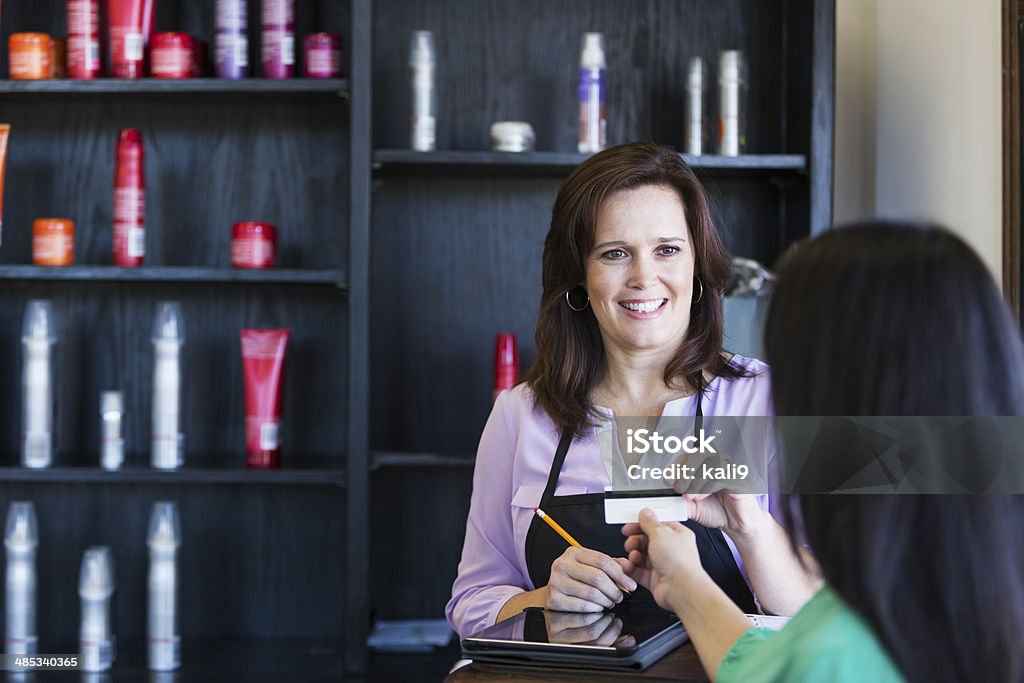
[565,289,590,312]
[693,276,704,304]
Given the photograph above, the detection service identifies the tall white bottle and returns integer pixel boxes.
[577,32,606,154]
[21,301,56,469]
[79,546,115,672]
[4,502,37,656]
[152,302,185,470]
[147,502,181,671]
[409,30,436,151]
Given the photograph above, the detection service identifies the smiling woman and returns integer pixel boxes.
[444,142,806,641]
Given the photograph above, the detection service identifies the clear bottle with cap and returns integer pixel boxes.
[686,57,705,156]
[718,50,746,156]
[100,391,124,471]
[152,302,185,470]
[5,502,37,656]
[147,502,180,671]
[22,300,56,469]
[79,546,115,672]
[409,30,436,152]
[577,32,606,154]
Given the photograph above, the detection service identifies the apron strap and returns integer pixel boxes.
[539,428,575,511]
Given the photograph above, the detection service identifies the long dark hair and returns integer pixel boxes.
[524,142,748,433]
[766,221,1024,682]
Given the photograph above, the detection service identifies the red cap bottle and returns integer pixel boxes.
[493,333,519,402]
[113,129,145,267]
[67,0,101,79]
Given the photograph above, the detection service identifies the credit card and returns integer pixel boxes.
[603,487,689,524]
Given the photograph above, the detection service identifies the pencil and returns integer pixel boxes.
[534,507,632,594]
[534,508,582,547]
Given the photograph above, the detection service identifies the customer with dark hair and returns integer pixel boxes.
[445,142,810,639]
[623,222,1024,682]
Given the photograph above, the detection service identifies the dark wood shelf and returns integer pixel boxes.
[18,637,345,681]
[372,149,808,177]
[0,265,347,288]
[371,450,475,470]
[0,78,349,96]
[0,455,346,486]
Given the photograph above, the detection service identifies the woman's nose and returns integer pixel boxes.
[627,257,658,289]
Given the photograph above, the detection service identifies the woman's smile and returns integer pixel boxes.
[618,297,669,317]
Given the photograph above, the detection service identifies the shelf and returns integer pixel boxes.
[18,637,344,681]
[371,450,475,470]
[0,265,347,288]
[372,149,808,177]
[0,456,346,487]
[0,78,349,97]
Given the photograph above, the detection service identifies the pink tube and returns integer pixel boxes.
[241,328,291,468]
[109,0,154,78]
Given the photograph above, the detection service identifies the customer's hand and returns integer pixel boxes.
[683,492,767,540]
[621,509,706,613]
[545,547,638,613]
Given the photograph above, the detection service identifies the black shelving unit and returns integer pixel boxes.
[373,149,809,177]
[0,265,347,287]
[0,0,367,680]
[0,0,833,679]
[366,0,835,635]
[0,78,349,96]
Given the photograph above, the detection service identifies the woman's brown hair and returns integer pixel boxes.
[523,141,748,433]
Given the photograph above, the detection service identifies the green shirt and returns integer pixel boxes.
[717,585,905,683]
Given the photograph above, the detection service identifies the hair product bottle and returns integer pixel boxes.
[152,302,185,470]
[79,546,115,672]
[577,32,606,154]
[4,502,37,657]
[22,301,55,469]
[148,502,180,671]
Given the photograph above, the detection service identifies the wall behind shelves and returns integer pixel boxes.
[834,0,1002,280]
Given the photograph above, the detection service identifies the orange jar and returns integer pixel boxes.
[9,33,53,80]
[50,37,66,78]
[33,218,75,266]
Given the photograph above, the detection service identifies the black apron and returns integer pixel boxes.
[524,389,758,613]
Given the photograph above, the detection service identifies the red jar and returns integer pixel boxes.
[232,222,277,268]
[150,32,194,79]
[303,33,341,78]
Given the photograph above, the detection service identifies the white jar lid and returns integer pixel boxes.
[490,121,535,151]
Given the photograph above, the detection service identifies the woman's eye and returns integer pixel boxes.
[657,245,680,256]
[602,249,627,260]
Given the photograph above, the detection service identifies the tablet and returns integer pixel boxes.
[461,603,688,671]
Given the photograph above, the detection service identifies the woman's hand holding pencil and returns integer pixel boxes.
[534,508,638,612]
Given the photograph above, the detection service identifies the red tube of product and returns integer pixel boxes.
[242,328,290,468]
[109,0,154,78]
[68,0,101,79]
[493,333,519,402]
[113,129,145,266]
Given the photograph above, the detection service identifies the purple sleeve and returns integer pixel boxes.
[445,391,531,638]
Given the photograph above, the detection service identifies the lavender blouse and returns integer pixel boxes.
[445,355,775,638]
